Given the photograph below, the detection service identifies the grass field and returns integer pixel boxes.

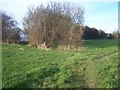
[2,39,118,88]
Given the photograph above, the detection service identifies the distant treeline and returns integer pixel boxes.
[82,26,114,40]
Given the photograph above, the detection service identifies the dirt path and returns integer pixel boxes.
[85,60,97,88]
[85,50,117,88]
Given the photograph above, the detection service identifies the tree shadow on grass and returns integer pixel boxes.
[12,65,90,88]
[12,64,60,88]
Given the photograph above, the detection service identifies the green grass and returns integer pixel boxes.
[2,39,118,88]
[82,39,118,48]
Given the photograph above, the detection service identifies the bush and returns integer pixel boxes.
[23,2,84,49]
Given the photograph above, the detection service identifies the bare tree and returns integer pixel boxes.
[1,11,20,43]
[23,2,84,49]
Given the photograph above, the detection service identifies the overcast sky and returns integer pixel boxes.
[0,0,119,33]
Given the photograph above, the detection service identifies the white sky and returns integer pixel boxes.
[0,0,119,33]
